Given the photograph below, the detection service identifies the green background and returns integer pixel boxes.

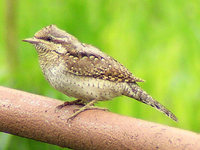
[0,0,200,149]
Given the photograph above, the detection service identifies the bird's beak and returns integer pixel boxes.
[23,37,39,44]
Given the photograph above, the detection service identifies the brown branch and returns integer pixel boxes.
[0,86,199,150]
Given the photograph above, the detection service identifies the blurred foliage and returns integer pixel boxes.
[0,0,200,149]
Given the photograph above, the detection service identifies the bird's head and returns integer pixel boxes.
[23,25,77,54]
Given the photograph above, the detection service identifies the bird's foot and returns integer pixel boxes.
[67,100,108,123]
[56,99,85,110]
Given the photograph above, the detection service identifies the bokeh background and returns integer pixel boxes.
[0,0,200,150]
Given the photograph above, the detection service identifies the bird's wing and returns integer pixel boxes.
[62,44,144,83]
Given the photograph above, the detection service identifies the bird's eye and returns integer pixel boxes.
[46,36,53,41]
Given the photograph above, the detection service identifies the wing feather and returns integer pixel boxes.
[63,43,144,83]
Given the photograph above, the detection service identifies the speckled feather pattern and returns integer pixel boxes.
[24,25,177,121]
[35,26,144,83]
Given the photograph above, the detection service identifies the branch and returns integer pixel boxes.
[0,86,199,150]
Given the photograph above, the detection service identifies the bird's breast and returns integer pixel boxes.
[40,63,125,102]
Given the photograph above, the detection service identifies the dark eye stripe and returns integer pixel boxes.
[51,39,64,44]
[35,36,68,44]
[46,37,52,41]
[36,36,53,42]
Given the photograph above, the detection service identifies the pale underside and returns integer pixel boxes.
[41,63,127,101]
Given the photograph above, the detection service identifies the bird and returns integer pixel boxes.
[23,25,177,122]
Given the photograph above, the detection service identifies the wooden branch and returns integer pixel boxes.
[0,86,199,150]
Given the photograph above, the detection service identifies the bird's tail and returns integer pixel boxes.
[123,83,178,122]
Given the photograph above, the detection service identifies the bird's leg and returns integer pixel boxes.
[67,99,108,122]
[56,99,85,110]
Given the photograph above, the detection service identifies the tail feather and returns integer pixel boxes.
[124,83,178,122]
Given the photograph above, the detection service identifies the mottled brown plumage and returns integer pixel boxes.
[23,25,177,122]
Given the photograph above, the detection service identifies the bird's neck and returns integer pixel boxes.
[37,50,62,69]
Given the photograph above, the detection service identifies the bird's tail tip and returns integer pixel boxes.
[125,83,178,122]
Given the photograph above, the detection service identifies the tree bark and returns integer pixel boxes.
[0,86,199,150]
